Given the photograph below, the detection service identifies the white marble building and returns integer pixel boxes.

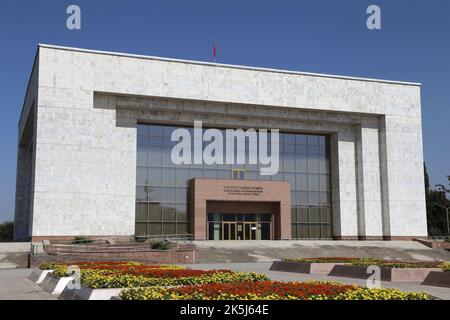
[14,44,427,241]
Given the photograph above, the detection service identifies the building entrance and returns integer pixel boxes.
[208,213,272,240]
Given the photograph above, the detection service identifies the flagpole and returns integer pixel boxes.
[213,39,216,63]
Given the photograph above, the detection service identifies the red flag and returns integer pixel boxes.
[213,40,216,63]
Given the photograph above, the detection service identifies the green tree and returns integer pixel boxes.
[424,163,450,236]
[0,221,14,242]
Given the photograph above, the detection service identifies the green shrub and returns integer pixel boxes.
[72,236,95,244]
[0,222,14,242]
[133,235,147,243]
[149,240,171,250]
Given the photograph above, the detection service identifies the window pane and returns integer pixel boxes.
[136,167,148,185]
[162,168,176,185]
[297,173,308,190]
[163,223,176,235]
[149,167,162,185]
[299,207,309,223]
[163,187,176,202]
[299,224,309,238]
[308,174,320,190]
[135,223,147,236]
[148,223,162,235]
[176,204,188,221]
[162,204,176,221]
[310,207,321,223]
[177,168,190,186]
[136,186,147,201]
[148,187,162,202]
[205,169,218,179]
[135,203,148,221]
[177,223,188,235]
[137,149,148,166]
[149,203,162,221]
[321,207,332,223]
[176,187,187,203]
[149,147,162,165]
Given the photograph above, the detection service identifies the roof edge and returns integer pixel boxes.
[38,44,421,87]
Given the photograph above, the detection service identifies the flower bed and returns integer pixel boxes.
[283,257,448,270]
[80,270,268,289]
[120,281,432,300]
[40,262,268,289]
[349,258,445,269]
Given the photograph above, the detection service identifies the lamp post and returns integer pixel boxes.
[430,201,450,236]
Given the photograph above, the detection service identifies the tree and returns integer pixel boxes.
[424,163,450,236]
[0,221,14,242]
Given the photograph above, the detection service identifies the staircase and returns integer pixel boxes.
[0,243,30,269]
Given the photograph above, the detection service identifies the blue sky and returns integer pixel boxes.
[0,0,449,222]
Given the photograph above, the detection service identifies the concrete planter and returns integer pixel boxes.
[39,273,75,295]
[269,261,344,274]
[58,285,124,300]
[421,271,450,288]
[28,269,53,284]
[329,265,441,282]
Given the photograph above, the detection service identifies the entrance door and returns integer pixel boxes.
[222,222,236,240]
[244,222,258,240]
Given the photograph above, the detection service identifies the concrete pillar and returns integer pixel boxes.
[355,121,383,239]
[331,128,358,239]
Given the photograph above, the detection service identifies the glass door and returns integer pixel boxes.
[243,222,258,240]
[222,222,236,240]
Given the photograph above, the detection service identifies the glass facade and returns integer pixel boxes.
[136,123,332,239]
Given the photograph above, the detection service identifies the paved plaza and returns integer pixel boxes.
[0,269,54,300]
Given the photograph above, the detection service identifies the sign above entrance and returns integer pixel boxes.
[223,185,264,196]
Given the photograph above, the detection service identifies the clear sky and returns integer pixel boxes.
[0,0,449,223]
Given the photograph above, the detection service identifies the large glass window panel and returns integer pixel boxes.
[136,124,331,238]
